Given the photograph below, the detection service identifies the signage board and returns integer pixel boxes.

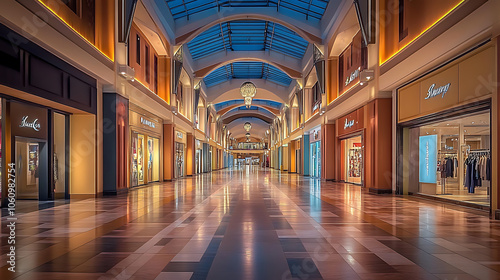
[10,102,48,139]
[419,135,437,184]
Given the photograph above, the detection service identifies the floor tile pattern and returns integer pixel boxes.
[1,167,500,279]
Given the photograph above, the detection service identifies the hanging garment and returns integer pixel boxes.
[465,159,476,193]
[440,160,447,179]
[486,157,491,181]
[480,156,487,180]
[454,157,458,177]
[474,158,482,188]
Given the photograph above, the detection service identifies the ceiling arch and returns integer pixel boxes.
[226,117,270,139]
[203,61,293,88]
[207,79,293,103]
[195,56,302,80]
[223,111,274,125]
[174,11,326,45]
[219,104,280,117]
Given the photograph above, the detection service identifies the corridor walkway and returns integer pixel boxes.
[2,168,500,280]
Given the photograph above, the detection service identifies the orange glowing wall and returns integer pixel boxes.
[129,24,159,93]
[38,0,114,60]
[327,58,338,104]
[379,0,465,64]
[338,31,366,96]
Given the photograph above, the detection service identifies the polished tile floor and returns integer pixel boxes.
[2,167,500,280]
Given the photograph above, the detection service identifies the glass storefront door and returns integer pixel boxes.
[131,132,145,187]
[147,137,160,183]
[53,112,68,198]
[342,135,363,185]
[310,141,321,177]
[15,139,41,199]
[132,132,159,186]
[175,142,185,178]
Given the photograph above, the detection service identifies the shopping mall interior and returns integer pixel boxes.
[1,0,500,279]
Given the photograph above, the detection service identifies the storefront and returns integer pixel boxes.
[337,109,364,185]
[310,128,321,178]
[0,100,72,202]
[397,43,495,210]
[175,130,186,178]
[0,23,97,205]
[195,139,202,174]
[130,106,162,187]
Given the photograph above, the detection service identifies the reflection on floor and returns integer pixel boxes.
[2,167,500,280]
[428,178,490,207]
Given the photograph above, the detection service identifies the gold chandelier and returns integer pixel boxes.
[240,82,256,108]
[244,122,252,132]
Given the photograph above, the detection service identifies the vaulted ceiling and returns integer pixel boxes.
[153,0,341,142]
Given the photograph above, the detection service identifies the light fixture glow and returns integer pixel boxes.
[244,122,252,132]
[380,0,465,65]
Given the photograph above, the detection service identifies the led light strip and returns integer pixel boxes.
[37,0,114,61]
[380,0,466,65]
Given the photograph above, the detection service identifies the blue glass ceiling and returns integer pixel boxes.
[204,62,293,87]
[187,20,309,60]
[227,106,273,115]
[215,99,282,111]
[165,0,330,21]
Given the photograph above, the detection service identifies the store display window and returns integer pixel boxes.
[409,111,491,206]
[343,136,363,184]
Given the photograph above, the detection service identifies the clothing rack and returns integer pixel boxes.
[467,149,490,157]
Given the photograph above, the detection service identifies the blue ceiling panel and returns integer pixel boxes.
[165,0,330,21]
[187,20,309,60]
[204,62,293,87]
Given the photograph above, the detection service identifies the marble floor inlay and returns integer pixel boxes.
[2,167,500,279]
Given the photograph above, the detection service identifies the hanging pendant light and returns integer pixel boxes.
[244,122,252,132]
[241,82,256,108]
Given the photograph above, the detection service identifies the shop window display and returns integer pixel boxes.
[346,136,363,184]
[310,141,321,177]
[412,111,490,206]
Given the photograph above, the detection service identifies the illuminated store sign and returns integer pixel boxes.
[345,68,360,86]
[344,119,355,129]
[425,83,451,99]
[419,135,437,183]
[140,117,156,128]
[20,116,41,131]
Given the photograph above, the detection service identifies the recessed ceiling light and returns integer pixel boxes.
[472,121,475,124]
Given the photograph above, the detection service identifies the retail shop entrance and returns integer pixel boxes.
[341,135,363,185]
[396,43,495,210]
[15,139,46,199]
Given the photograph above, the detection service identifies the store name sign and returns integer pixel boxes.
[419,135,437,184]
[177,132,183,139]
[140,117,156,128]
[345,69,360,86]
[344,119,355,129]
[425,83,451,99]
[20,116,41,131]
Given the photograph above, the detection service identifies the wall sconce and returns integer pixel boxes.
[172,106,178,116]
[359,69,374,86]
[118,65,135,81]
